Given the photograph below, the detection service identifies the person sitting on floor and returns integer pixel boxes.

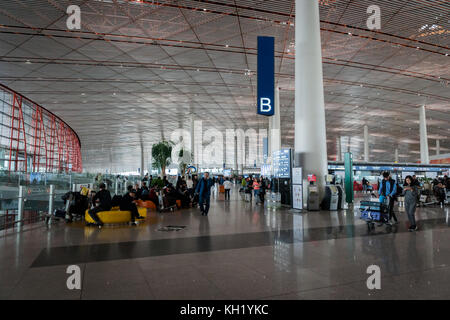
[120,189,144,226]
[87,183,111,227]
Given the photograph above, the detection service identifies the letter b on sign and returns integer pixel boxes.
[366,265,381,290]
[260,98,272,113]
[66,265,81,290]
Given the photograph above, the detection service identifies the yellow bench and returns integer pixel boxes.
[85,207,147,224]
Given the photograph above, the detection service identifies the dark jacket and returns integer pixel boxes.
[120,193,135,210]
[195,178,214,200]
[379,178,397,197]
[92,189,112,210]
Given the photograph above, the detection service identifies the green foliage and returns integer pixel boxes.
[151,140,174,176]
[150,177,164,188]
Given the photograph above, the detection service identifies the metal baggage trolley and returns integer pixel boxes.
[359,200,390,231]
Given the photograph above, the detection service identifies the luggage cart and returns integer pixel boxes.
[359,200,390,231]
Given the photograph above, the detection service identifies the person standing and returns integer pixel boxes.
[195,172,214,216]
[378,172,398,225]
[87,183,111,227]
[259,177,266,204]
[223,177,232,201]
[403,176,418,231]
[253,178,261,204]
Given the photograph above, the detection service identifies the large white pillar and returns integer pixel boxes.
[271,86,281,154]
[140,142,144,177]
[294,0,328,197]
[190,115,195,168]
[419,105,429,164]
[336,136,342,162]
[436,140,440,155]
[364,125,369,162]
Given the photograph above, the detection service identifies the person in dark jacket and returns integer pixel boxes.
[120,189,144,226]
[378,172,398,225]
[195,172,214,216]
[88,183,112,227]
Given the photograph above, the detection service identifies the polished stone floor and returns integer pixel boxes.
[0,188,449,300]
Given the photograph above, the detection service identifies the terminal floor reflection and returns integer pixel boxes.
[1,190,449,300]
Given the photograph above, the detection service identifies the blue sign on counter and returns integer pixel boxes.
[257,36,275,116]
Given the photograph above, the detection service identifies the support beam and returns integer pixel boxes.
[394,148,399,163]
[436,139,440,155]
[270,86,281,154]
[336,136,342,162]
[419,105,429,164]
[364,125,369,162]
[294,0,328,198]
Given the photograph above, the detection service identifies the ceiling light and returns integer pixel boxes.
[25,60,31,64]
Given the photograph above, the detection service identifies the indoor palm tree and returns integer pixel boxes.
[151,140,173,177]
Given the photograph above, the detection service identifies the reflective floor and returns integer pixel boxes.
[1,188,449,300]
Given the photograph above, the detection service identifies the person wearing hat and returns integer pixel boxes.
[88,183,112,227]
[120,188,144,226]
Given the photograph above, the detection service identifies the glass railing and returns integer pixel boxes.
[0,171,153,233]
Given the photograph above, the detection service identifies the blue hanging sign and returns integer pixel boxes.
[257,36,275,116]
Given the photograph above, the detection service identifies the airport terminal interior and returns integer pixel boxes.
[0,0,449,301]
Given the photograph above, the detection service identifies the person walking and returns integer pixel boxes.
[195,172,214,216]
[403,176,418,231]
[378,172,398,225]
[223,177,232,201]
[253,178,261,204]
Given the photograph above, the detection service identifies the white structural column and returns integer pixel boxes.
[394,148,399,163]
[140,142,145,177]
[190,115,195,168]
[419,105,430,164]
[436,140,440,155]
[364,125,369,162]
[270,86,282,154]
[294,0,328,197]
[268,87,281,158]
[336,136,342,162]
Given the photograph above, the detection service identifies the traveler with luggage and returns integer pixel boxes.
[403,176,418,231]
[378,172,398,225]
[87,183,112,227]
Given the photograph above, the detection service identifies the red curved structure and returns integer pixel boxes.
[0,83,82,173]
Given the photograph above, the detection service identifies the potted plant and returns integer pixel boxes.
[151,140,174,177]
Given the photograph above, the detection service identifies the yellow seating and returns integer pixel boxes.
[85,207,147,224]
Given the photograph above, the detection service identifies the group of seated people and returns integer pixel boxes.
[87,183,144,227]
[72,175,202,227]
[131,175,199,211]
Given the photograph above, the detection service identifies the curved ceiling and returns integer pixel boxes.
[0,0,449,172]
